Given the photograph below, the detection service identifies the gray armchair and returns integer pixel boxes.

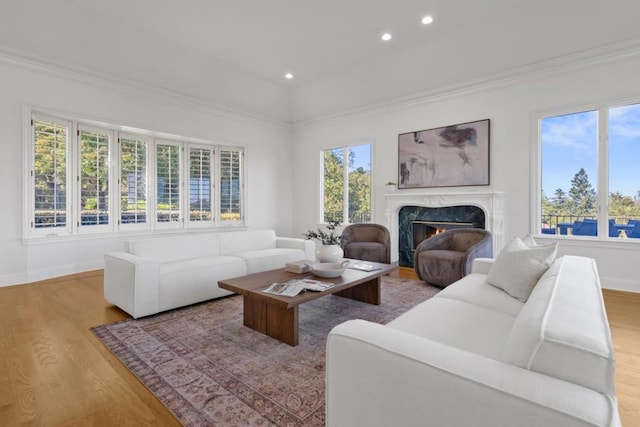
[414,228,492,287]
[341,224,391,264]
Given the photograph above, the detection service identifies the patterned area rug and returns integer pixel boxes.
[92,276,439,426]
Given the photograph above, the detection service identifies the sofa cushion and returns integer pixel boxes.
[127,233,221,263]
[387,297,516,361]
[216,229,276,255]
[502,256,615,395]
[435,273,524,317]
[231,248,305,274]
[158,256,246,311]
[487,237,558,302]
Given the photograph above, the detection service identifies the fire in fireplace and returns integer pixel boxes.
[412,220,474,250]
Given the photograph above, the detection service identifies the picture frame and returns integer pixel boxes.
[397,119,490,189]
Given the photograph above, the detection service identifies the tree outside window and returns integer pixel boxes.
[323,143,371,224]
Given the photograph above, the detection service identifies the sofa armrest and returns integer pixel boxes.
[104,252,159,318]
[326,320,619,427]
[276,237,316,261]
[471,257,494,275]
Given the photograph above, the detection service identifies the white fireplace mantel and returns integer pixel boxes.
[385,189,504,263]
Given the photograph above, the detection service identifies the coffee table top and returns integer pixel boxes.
[218,260,397,309]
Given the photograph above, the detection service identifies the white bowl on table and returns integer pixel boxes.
[306,260,350,278]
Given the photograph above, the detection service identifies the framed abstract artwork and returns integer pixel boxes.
[398,119,490,189]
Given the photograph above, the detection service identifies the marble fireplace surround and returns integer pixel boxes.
[385,190,504,265]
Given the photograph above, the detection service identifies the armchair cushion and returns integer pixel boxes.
[487,237,558,302]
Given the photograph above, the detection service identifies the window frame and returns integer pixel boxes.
[319,140,373,225]
[533,98,640,242]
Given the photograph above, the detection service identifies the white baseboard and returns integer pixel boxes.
[0,261,104,287]
[600,276,640,293]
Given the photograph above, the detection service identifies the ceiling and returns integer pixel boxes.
[2,0,640,123]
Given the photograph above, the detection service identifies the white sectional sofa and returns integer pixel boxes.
[104,229,315,318]
[326,255,620,426]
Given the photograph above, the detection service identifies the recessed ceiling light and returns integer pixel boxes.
[421,16,433,25]
[381,33,392,41]
[285,73,293,79]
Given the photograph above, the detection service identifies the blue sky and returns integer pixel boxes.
[348,144,371,172]
[541,103,640,199]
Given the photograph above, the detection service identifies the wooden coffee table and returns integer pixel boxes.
[218,261,397,346]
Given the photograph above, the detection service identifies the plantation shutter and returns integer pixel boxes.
[188,146,213,223]
[219,148,243,223]
[79,126,111,228]
[119,136,147,225]
[32,117,70,231]
[156,142,182,224]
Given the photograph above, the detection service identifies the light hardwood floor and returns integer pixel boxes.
[1,269,638,426]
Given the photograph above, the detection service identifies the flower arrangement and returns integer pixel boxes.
[304,220,342,245]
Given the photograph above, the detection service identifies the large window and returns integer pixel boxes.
[26,110,245,238]
[539,101,640,239]
[322,143,371,224]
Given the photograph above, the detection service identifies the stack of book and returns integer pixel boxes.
[285,260,313,274]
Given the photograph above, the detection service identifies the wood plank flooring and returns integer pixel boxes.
[0,268,638,426]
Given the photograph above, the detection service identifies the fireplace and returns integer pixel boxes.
[398,205,485,268]
[412,220,474,251]
[384,190,504,268]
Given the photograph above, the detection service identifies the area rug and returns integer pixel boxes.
[92,276,439,426]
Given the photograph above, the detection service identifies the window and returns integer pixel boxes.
[188,146,213,225]
[538,101,640,239]
[119,135,148,226]
[26,110,246,239]
[322,143,371,224]
[32,116,71,233]
[79,125,111,230]
[156,141,182,225]
[219,148,243,223]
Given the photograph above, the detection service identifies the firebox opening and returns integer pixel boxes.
[412,221,474,250]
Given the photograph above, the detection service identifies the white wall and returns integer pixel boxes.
[0,58,294,286]
[292,53,640,292]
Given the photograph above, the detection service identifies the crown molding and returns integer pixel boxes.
[0,45,291,129]
[293,36,640,129]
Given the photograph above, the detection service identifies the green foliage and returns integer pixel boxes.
[543,168,640,224]
[609,192,637,217]
[348,166,370,221]
[323,149,371,223]
[304,220,342,245]
[567,168,597,216]
[323,150,344,221]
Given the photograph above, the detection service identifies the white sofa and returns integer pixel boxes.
[326,255,620,426]
[104,229,315,318]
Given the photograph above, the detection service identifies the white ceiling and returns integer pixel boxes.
[2,0,640,123]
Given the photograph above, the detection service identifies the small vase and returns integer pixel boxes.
[318,244,344,263]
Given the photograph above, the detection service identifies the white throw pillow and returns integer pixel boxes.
[487,237,558,302]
